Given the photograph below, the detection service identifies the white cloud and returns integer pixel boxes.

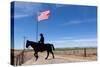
[62,18,96,26]
[46,38,97,48]
[64,20,82,25]
[13,2,43,18]
[73,38,97,42]
[55,4,66,8]
[14,14,30,18]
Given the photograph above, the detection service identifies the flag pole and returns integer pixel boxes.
[36,10,50,42]
[36,13,38,42]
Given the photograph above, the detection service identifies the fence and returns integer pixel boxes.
[11,50,24,66]
[54,48,97,57]
[11,49,34,66]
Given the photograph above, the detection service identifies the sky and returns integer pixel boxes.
[11,1,97,49]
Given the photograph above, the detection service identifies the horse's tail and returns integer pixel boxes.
[51,44,55,50]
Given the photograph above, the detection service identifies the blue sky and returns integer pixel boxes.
[11,1,97,49]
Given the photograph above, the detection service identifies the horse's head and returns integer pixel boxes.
[26,40,31,48]
[26,40,36,48]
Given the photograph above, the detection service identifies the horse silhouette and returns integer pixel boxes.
[26,40,55,61]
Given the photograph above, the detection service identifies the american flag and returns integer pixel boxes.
[38,10,50,22]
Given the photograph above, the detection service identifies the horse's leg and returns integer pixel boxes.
[34,53,37,61]
[50,51,55,59]
[35,52,38,61]
[34,53,36,57]
[34,52,38,61]
[45,51,49,59]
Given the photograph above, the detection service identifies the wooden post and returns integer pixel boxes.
[84,48,86,57]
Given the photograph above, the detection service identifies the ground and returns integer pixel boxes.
[22,52,97,65]
[12,48,97,66]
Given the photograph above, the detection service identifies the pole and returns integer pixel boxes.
[36,20,38,42]
[24,36,26,50]
[36,12,39,42]
[22,36,26,64]
[84,48,86,57]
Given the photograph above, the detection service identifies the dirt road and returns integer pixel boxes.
[22,52,97,65]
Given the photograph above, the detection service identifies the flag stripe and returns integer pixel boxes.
[38,10,50,22]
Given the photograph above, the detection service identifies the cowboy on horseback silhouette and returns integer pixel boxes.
[38,33,44,45]
[26,34,55,61]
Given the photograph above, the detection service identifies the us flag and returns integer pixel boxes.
[38,10,50,22]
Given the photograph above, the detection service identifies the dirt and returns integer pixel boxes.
[22,52,97,65]
[12,48,97,66]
